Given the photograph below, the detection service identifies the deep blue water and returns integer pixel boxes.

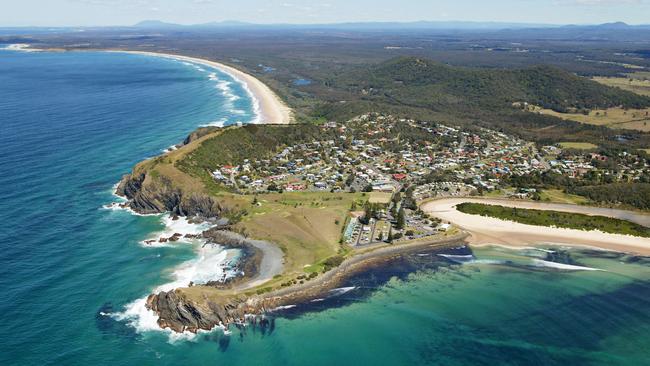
[1,49,650,366]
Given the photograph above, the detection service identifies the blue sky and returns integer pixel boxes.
[1,0,649,27]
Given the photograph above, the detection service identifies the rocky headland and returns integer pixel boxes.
[114,125,471,334]
[144,233,468,333]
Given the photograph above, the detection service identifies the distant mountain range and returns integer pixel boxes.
[131,20,650,31]
[2,20,650,36]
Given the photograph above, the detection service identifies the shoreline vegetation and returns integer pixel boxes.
[456,202,650,238]
[421,197,650,255]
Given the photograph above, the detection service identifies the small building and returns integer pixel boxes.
[392,173,408,181]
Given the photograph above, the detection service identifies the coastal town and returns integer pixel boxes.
[7,2,650,362]
[206,112,650,245]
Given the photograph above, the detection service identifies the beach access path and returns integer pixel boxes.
[421,197,650,255]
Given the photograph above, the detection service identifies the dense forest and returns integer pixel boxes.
[570,183,650,210]
[310,56,650,148]
[343,57,650,112]
[14,26,650,149]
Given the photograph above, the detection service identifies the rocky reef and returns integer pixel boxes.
[144,233,468,333]
[146,290,247,333]
[183,126,221,145]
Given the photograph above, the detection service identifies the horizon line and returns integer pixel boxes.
[0,19,647,29]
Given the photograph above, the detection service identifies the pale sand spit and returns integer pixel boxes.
[422,197,650,255]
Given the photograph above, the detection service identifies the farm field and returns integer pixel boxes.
[531,105,650,132]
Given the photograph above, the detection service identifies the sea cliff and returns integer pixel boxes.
[116,171,221,217]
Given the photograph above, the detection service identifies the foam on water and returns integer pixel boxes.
[200,118,228,127]
[329,286,357,296]
[215,80,241,104]
[107,199,241,341]
[140,214,211,247]
[113,239,240,341]
[102,201,163,217]
[270,305,297,311]
[530,259,602,271]
[437,254,475,263]
[0,43,39,52]
[170,55,259,124]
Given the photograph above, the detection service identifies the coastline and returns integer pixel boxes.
[116,51,294,125]
[14,44,647,335]
[421,197,650,255]
[1,44,294,125]
[145,232,470,334]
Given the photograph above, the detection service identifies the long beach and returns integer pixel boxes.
[118,51,294,125]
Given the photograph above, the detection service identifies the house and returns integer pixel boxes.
[221,165,236,174]
[212,170,227,181]
[285,183,306,191]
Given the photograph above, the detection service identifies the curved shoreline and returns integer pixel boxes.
[421,197,650,255]
[146,232,470,333]
[119,51,294,125]
[3,44,294,125]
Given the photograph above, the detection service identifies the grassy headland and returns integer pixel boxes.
[456,202,650,238]
[593,72,650,97]
[530,105,650,132]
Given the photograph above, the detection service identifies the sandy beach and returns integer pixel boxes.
[2,45,293,124]
[117,51,293,125]
[422,198,650,255]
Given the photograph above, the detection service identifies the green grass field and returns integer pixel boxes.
[593,73,650,97]
[236,191,362,276]
[368,192,392,204]
[539,189,590,205]
[529,104,650,132]
[457,202,650,238]
[558,142,599,150]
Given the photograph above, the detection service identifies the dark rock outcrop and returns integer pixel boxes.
[145,289,280,333]
[183,126,222,145]
[146,234,469,333]
[146,290,250,333]
[116,171,221,217]
[202,229,264,289]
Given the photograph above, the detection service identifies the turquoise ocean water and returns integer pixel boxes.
[1,48,649,366]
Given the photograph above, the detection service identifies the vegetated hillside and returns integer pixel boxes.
[346,57,650,112]
[314,56,650,148]
[175,124,325,186]
[570,183,650,210]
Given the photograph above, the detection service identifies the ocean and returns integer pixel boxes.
[1,48,649,366]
